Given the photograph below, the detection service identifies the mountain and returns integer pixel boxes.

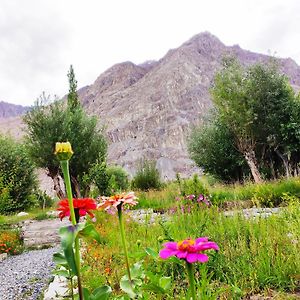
[1,32,300,179]
[0,101,30,118]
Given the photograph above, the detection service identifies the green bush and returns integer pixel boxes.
[131,160,162,191]
[178,174,209,197]
[0,136,37,214]
[90,163,130,196]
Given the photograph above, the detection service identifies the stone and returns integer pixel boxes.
[43,276,69,300]
[17,212,29,217]
[0,253,7,262]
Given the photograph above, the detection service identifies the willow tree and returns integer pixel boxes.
[24,66,107,197]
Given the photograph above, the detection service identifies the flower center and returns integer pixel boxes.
[177,239,195,251]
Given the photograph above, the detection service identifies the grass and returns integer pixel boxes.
[80,198,300,299]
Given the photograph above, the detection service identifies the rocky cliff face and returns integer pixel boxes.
[78,32,300,179]
[0,101,30,118]
[1,32,300,180]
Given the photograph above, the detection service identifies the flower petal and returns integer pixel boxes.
[163,242,178,250]
[186,253,199,263]
[160,248,177,259]
[196,253,209,263]
[176,251,187,259]
[195,237,208,243]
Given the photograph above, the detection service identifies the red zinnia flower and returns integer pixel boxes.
[57,198,97,221]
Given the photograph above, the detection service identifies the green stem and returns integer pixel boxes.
[60,160,83,300]
[60,160,76,226]
[117,205,132,282]
[186,261,196,300]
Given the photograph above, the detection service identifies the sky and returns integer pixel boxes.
[1,0,300,106]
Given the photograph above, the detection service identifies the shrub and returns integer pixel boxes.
[35,190,54,209]
[90,163,129,196]
[131,160,162,191]
[179,174,209,197]
[0,136,37,214]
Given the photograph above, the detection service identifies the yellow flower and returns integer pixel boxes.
[54,142,74,160]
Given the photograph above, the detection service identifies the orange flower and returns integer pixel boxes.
[98,192,138,211]
[57,198,97,221]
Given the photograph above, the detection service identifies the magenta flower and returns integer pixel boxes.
[160,237,219,263]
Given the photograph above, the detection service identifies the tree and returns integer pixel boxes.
[67,65,80,111]
[188,116,249,182]
[0,135,37,214]
[210,58,299,182]
[24,67,107,198]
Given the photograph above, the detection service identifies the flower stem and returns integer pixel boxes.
[60,160,76,226]
[186,261,196,300]
[60,160,83,300]
[117,205,132,282]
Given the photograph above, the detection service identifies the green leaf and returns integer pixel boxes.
[79,223,103,244]
[120,278,137,299]
[59,225,78,275]
[82,288,91,300]
[159,276,171,291]
[142,283,165,294]
[52,270,70,278]
[90,285,112,300]
[145,247,158,259]
[53,252,68,268]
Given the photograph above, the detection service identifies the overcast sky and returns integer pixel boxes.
[1,0,300,106]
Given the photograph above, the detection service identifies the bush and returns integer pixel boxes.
[90,163,130,196]
[131,160,162,191]
[35,190,54,209]
[0,136,37,214]
[178,174,209,197]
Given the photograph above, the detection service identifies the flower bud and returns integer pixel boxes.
[54,142,74,161]
[136,239,142,247]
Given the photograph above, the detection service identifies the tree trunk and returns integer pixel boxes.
[275,149,291,178]
[52,173,65,199]
[71,176,81,198]
[244,150,263,183]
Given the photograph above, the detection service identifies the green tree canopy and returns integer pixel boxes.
[24,67,107,198]
[0,135,37,214]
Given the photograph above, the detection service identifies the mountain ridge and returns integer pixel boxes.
[1,32,300,179]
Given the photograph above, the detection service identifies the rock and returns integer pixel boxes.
[0,253,7,262]
[17,212,29,217]
[43,276,69,300]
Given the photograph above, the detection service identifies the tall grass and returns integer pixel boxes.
[81,200,300,298]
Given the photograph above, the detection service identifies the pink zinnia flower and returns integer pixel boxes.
[160,237,219,263]
[98,192,138,210]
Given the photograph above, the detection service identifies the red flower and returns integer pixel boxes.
[57,198,97,221]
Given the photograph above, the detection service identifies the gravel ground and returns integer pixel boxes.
[0,247,59,300]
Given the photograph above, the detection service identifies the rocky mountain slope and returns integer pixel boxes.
[1,32,300,180]
[0,101,30,118]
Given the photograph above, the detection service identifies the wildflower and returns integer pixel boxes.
[57,198,97,222]
[98,192,138,211]
[197,194,210,206]
[186,194,195,200]
[54,141,73,161]
[98,192,138,282]
[160,237,219,263]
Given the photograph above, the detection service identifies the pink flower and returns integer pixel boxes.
[98,192,138,211]
[160,237,219,263]
[186,194,195,200]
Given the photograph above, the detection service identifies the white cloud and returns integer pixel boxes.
[1,0,300,105]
